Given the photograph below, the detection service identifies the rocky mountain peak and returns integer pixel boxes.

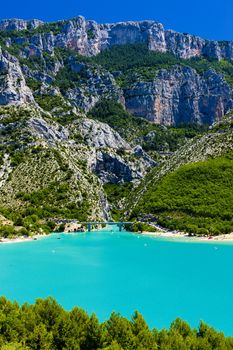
[1,16,233,60]
[0,18,44,31]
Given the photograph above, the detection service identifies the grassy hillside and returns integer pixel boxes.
[134,153,233,235]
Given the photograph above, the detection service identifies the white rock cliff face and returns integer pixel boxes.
[0,17,233,126]
[0,19,43,31]
[2,16,233,60]
[0,49,35,105]
[125,66,233,125]
[76,118,130,149]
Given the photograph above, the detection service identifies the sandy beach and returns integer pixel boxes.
[140,230,233,242]
[0,234,46,244]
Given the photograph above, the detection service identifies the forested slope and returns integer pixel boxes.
[126,117,233,235]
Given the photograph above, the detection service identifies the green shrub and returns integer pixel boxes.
[124,222,157,233]
[58,223,65,232]
[10,152,25,166]
[0,225,15,238]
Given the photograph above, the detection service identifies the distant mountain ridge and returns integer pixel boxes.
[0,16,233,60]
[0,16,233,126]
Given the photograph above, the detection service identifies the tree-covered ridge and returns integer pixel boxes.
[84,43,233,86]
[0,297,232,350]
[132,152,233,235]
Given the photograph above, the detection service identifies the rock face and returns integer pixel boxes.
[22,65,54,84]
[132,145,157,168]
[92,148,156,184]
[65,61,124,111]
[92,151,141,183]
[76,118,130,149]
[125,66,233,125]
[27,117,69,144]
[1,16,233,127]
[2,16,233,61]
[0,19,43,31]
[0,48,35,105]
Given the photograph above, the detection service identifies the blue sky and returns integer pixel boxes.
[0,0,232,41]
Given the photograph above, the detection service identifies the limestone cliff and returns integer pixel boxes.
[125,66,233,125]
[1,16,233,127]
[64,61,124,112]
[91,145,156,184]
[0,18,43,31]
[75,118,130,149]
[2,16,233,61]
[0,48,35,105]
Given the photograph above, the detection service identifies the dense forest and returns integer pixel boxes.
[0,297,232,350]
[132,152,233,235]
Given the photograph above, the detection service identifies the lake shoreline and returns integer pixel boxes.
[0,233,47,244]
[2,227,233,244]
[140,230,233,242]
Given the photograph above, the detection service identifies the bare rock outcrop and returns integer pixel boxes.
[0,48,35,105]
[0,18,43,31]
[76,118,130,149]
[27,117,69,144]
[91,147,156,184]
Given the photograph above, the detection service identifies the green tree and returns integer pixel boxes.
[26,324,53,350]
[131,311,157,350]
[104,313,136,350]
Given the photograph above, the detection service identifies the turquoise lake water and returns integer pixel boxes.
[0,226,233,335]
